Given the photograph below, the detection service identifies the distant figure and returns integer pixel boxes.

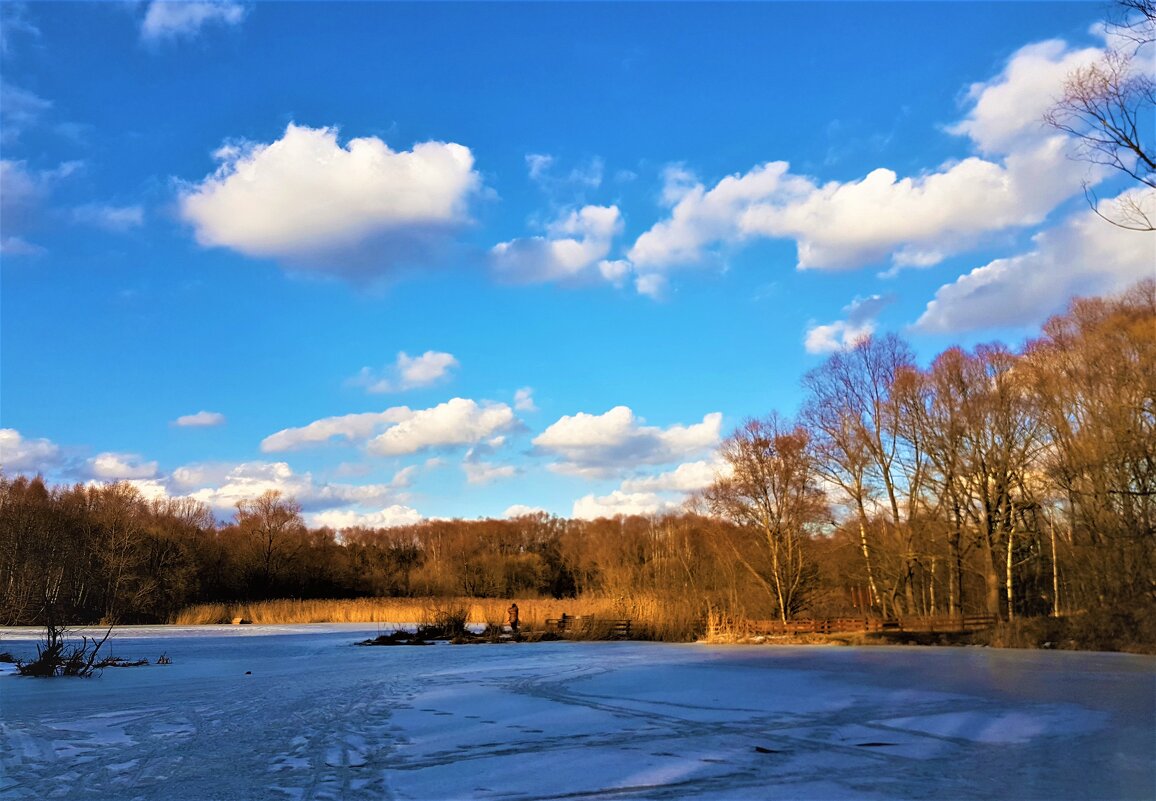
[506,603,520,635]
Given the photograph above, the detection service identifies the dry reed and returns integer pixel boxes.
[172,597,623,628]
[170,594,707,640]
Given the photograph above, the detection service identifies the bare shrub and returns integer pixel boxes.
[418,599,469,639]
[16,622,113,678]
[967,603,1156,654]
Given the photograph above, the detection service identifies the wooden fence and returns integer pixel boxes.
[545,614,633,639]
[539,613,996,641]
[742,614,997,637]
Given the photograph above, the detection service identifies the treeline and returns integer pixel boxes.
[0,480,772,626]
[0,281,1152,634]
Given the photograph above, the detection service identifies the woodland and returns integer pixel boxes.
[2,280,1152,650]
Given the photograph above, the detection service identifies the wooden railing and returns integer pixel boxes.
[743,614,997,636]
[545,614,632,639]
[744,618,885,636]
[895,614,998,632]
[539,613,997,641]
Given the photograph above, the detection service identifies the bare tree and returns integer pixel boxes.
[1045,1,1155,230]
[1024,278,1156,609]
[90,482,150,624]
[801,334,926,616]
[967,345,1048,620]
[918,348,982,617]
[234,491,305,593]
[703,415,827,622]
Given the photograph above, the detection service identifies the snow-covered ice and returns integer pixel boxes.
[0,625,1152,800]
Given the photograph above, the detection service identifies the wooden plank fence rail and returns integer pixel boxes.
[539,614,998,640]
[745,615,997,637]
[897,614,997,632]
[545,615,633,640]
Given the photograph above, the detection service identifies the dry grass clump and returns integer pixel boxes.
[699,609,754,643]
[171,602,229,625]
[699,610,798,644]
[418,599,470,639]
[611,595,705,641]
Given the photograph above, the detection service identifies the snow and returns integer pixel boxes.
[0,625,1152,801]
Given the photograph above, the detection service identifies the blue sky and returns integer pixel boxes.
[2,1,1152,526]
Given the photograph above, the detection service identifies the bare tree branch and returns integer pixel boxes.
[1045,2,1156,230]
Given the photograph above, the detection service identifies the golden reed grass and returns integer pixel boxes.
[173,597,617,628]
[170,595,707,640]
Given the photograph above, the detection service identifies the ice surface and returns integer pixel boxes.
[0,625,1151,800]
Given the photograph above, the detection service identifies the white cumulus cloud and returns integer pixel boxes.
[351,350,459,393]
[367,398,518,457]
[179,123,480,280]
[533,406,722,478]
[175,460,407,514]
[740,138,1086,271]
[491,205,626,286]
[629,162,804,270]
[119,479,173,502]
[0,428,63,472]
[946,39,1103,156]
[572,490,681,520]
[398,351,458,388]
[626,37,1110,284]
[504,504,547,518]
[86,452,158,481]
[261,409,415,453]
[619,459,729,494]
[915,189,1156,333]
[309,506,424,530]
[576,459,731,521]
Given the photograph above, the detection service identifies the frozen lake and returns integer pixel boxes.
[1,625,1152,800]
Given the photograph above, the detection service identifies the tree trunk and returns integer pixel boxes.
[855,508,883,616]
[1050,519,1061,617]
[1006,524,1016,622]
[981,534,1002,618]
[948,526,964,616]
